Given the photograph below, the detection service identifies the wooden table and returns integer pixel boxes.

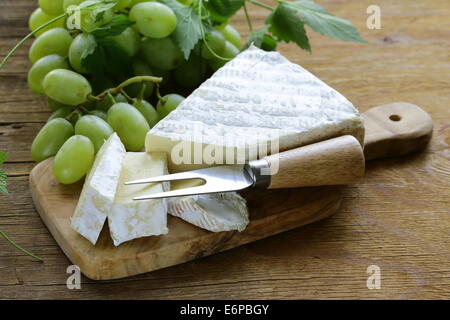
[1,0,449,299]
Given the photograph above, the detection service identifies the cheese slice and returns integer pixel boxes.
[146,45,364,172]
[71,133,126,245]
[168,180,249,232]
[108,152,169,246]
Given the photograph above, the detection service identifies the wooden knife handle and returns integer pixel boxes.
[263,135,365,189]
[261,102,433,189]
[362,102,433,160]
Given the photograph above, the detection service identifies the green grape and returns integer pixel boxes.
[27,54,69,95]
[74,115,114,153]
[217,24,241,49]
[125,59,154,99]
[95,93,116,111]
[129,2,177,39]
[140,37,183,70]
[63,0,84,11]
[207,41,239,71]
[29,28,73,64]
[29,8,65,37]
[66,1,114,32]
[31,118,74,162]
[69,33,95,73]
[43,69,92,105]
[132,98,159,127]
[47,97,71,111]
[156,93,184,120]
[175,0,193,5]
[89,109,107,121]
[48,106,81,125]
[39,0,64,16]
[52,135,95,184]
[114,0,132,10]
[107,103,150,151]
[261,34,277,51]
[174,54,207,88]
[129,0,152,6]
[83,100,96,110]
[201,30,226,60]
[115,93,129,103]
[110,27,141,57]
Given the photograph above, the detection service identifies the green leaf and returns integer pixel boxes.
[205,0,245,24]
[98,37,134,81]
[0,170,7,195]
[81,38,106,76]
[266,4,311,51]
[0,151,7,165]
[243,27,267,50]
[90,15,135,38]
[159,0,203,59]
[288,0,366,43]
[0,152,8,195]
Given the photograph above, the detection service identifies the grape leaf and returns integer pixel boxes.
[205,0,245,24]
[0,152,8,195]
[288,0,366,42]
[159,0,203,59]
[98,38,134,81]
[266,4,311,51]
[243,27,267,50]
[90,15,135,38]
[81,41,106,77]
[0,152,7,164]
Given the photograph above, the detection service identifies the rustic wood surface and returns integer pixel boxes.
[0,0,449,299]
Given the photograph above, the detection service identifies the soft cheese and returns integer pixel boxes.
[168,180,249,232]
[71,133,126,245]
[146,45,364,172]
[108,152,169,246]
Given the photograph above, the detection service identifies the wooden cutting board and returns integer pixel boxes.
[29,102,432,280]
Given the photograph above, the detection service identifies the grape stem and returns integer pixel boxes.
[198,0,230,62]
[0,13,68,70]
[0,230,43,261]
[243,4,254,32]
[247,0,274,11]
[91,75,162,101]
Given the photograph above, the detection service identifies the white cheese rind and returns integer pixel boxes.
[108,152,169,246]
[146,45,364,172]
[71,133,126,245]
[168,180,249,232]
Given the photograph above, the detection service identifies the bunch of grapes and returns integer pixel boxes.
[26,0,242,184]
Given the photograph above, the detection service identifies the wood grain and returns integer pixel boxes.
[1,0,449,299]
[29,157,343,280]
[266,135,365,188]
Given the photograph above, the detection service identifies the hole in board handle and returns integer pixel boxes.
[389,114,401,122]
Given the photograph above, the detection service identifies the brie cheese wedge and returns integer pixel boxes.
[146,45,364,172]
[168,180,249,232]
[71,133,126,245]
[108,152,169,246]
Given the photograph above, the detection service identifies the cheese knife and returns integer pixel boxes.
[126,102,432,200]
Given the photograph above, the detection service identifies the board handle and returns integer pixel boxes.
[262,135,365,189]
[362,102,433,160]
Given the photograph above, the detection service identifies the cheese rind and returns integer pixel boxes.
[71,133,126,245]
[108,152,169,246]
[168,180,249,232]
[146,46,364,172]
